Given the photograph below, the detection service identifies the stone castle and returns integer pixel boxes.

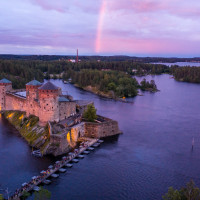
[0,78,76,126]
[0,78,121,150]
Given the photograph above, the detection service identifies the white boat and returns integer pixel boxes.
[77,155,84,159]
[59,168,67,173]
[51,173,59,178]
[32,150,43,157]
[65,163,73,168]
[92,143,100,147]
[87,147,94,151]
[40,170,46,174]
[22,183,27,187]
[33,186,40,192]
[83,150,90,154]
[48,165,53,169]
[32,176,38,180]
[42,180,51,185]
[62,156,67,160]
[98,139,104,143]
[55,161,60,164]
[72,159,79,163]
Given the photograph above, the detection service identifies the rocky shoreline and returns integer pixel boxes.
[74,84,134,103]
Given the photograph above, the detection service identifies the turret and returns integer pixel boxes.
[26,80,42,117]
[38,81,60,126]
[0,78,12,111]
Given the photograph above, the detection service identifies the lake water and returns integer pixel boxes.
[1,75,200,200]
[153,62,200,67]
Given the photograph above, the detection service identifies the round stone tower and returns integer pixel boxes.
[38,81,60,126]
[0,78,12,111]
[26,80,42,117]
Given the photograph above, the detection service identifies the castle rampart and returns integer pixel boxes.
[84,116,121,138]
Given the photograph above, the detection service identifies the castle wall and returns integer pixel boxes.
[84,117,121,138]
[59,101,76,121]
[5,93,26,111]
[70,122,85,142]
[26,100,40,117]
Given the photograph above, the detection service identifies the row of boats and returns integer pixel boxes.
[18,139,104,195]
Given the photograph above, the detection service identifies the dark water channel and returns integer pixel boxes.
[1,74,200,200]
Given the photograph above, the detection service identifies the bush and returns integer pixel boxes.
[83,104,97,122]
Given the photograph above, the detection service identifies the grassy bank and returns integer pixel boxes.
[3,111,49,151]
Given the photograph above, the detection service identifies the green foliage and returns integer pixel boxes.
[171,66,200,83]
[4,111,48,149]
[140,78,157,92]
[34,187,51,200]
[83,104,97,122]
[70,69,139,97]
[162,180,200,200]
[21,191,31,200]
[0,59,162,90]
[162,187,182,200]
[0,194,3,200]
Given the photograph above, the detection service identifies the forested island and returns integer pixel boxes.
[0,57,200,99]
[67,69,158,98]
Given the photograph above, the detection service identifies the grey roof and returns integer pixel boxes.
[0,78,11,83]
[59,96,69,102]
[26,80,42,86]
[38,81,59,90]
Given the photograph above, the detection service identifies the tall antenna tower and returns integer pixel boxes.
[76,49,78,63]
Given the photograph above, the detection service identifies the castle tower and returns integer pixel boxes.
[0,78,12,111]
[26,80,42,117]
[38,81,60,126]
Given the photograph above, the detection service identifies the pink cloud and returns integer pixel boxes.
[31,0,67,12]
[97,36,200,56]
[107,0,200,18]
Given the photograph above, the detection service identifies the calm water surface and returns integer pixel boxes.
[153,62,200,67]
[1,74,200,200]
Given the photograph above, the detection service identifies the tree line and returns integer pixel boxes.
[0,59,199,90]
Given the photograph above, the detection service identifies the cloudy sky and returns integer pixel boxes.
[0,0,200,56]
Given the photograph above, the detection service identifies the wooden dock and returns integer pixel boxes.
[10,138,100,200]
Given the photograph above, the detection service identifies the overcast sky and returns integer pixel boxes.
[0,0,200,56]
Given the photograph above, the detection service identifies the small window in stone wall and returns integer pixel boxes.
[46,104,48,106]
[52,107,53,109]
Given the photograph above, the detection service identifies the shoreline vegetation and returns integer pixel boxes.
[0,58,199,100]
[68,69,158,100]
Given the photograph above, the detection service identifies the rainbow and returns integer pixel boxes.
[95,0,106,53]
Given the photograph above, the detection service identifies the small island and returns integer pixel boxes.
[64,69,158,100]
